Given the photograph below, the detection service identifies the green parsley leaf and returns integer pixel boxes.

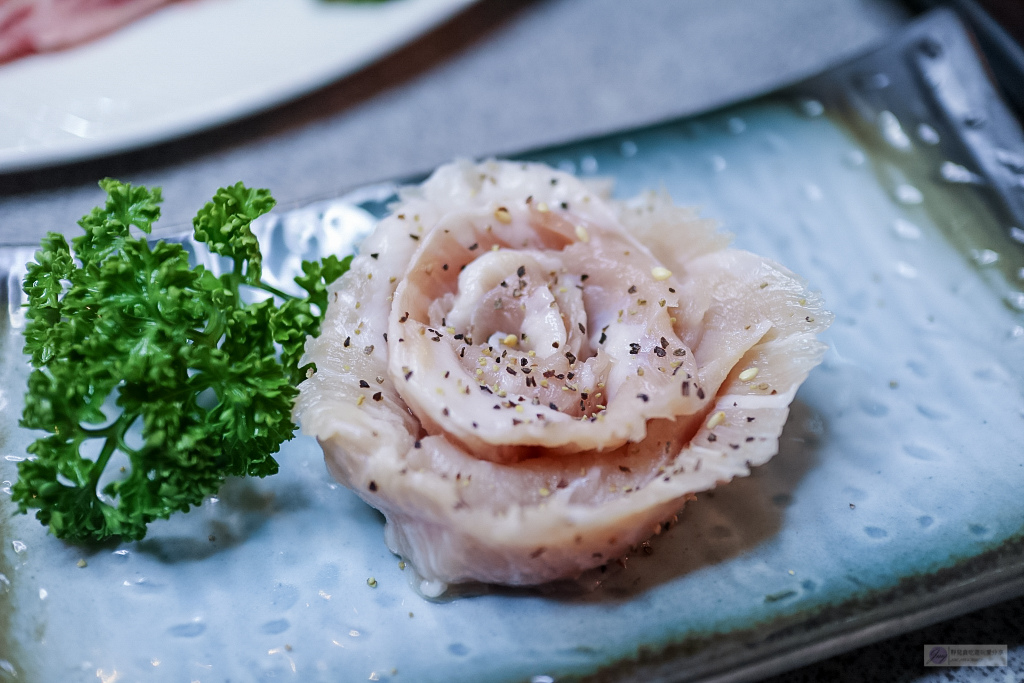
[13,180,349,542]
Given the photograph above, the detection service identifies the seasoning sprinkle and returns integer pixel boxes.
[706,411,726,429]
[739,367,759,381]
[651,266,672,281]
[494,207,513,224]
[575,225,590,242]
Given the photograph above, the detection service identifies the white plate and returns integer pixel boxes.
[0,0,476,173]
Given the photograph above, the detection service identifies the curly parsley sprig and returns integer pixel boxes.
[13,180,350,543]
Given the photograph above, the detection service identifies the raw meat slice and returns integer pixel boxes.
[294,160,832,594]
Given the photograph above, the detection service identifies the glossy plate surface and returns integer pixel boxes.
[1,10,1023,683]
[0,0,476,173]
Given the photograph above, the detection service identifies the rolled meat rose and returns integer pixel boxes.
[294,160,831,596]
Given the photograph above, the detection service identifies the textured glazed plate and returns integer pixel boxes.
[2,10,1024,683]
[0,0,477,173]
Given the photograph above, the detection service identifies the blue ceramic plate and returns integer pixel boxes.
[1,10,1022,683]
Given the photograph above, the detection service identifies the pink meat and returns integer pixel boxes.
[0,0,175,63]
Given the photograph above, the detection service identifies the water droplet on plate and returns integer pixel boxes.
[1009,226,1024,244]
[804,184,823,201]
[799,99,824,117]
[940,161,984,184]
[970,248,999,266]
[895,184,923,204]
[579,155,598,174]
[892,218,922,239]
[895,261,918,279]
[878,111,912,150]
[710,155,727,172]
[995,148,1024,173]
[864,526,888,539]
[619,140,638,157]
[39,588,48,600]
[11,540,26,553]
[917,123,940,144]
[1005,292,1024,311]
[844,149,866,167]
[727,117,746,134]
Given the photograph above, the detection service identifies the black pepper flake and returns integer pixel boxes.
[444,371,450,378]
[373,392,383,402]
[522,367,531,374]
[364,345,374,355]
[653,347,666,357]
[552,341,560,348]
[443,263,449,271]
[550,178,558,185]
[579,399,586,411]
[668,287,676,293]
[673,348,685,356]
[578,322,586,334]
[520,357,528,367]
[506,367,517,376]
[566,371,574,380]
[526,376,537,387]
[442,408,449,416]
[580,392,589,400]
[383,333,388,342]
[549,402,559,411]
[404,370,413,381]
[565,351,577,365]
[599,331,607,344]
[344,336,351,347]
[368,481,378,491]
[512,418,522,426]
[370,253,379,259]
[481,385,493,394]
[637,393,649,402]
[409,233,419,240]
[697,387,705,399]
[561,201,568,209]
[747,416,756,422]
[543,370,555,378]
[493,405,501,410]
[359,380,370,388]
[517,265,526,277]
[730,444,740,450]
[619,465,632,473]
[629,343,641,355]
[581,274,589,281]
[414,441,422,448]
[660,337,668,349]
[628,285,637,294]
[460,347,466,358]
[399,312,409,323]
[454,333,464,340]
[472,421,479,428]
[746,436,755,442]
[708,434,717,442]
[469,243,479,251]
[555,373,565,380]
[681,381,690,396]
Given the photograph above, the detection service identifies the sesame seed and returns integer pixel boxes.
[706,411,726,429]
[494,207,513,224]
[502,334,518,347]
[739,367,759,381]
[651,266,672,280]
[575,225,590,242]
